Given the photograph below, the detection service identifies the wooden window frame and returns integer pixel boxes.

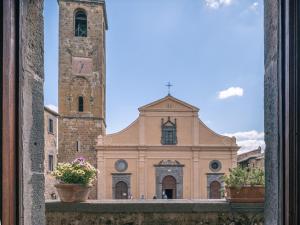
[1,0,19,225]
[280,0,300,224]
[0,0,299,224]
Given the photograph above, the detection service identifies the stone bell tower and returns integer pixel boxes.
[58,0,108,198]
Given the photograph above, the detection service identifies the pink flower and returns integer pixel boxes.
[72,157,85,165]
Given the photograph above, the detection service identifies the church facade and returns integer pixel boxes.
[96,95,239,200]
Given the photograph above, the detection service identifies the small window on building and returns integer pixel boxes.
[76,141,80,152]
[78,96,84,112]
[75,10,87,37]
[48,118,53,133]
[161,117,177,145]
[209,160,222,172]
[48,155,54,171]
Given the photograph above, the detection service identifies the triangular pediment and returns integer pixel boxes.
[138,95,199,112]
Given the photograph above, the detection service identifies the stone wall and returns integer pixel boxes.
[19,0,45,224]
[59,118,103,198]
[237,147,264,169]
[264,0,280,224]
[46,200,264,225]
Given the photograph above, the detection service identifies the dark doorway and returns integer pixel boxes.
[162,175,176,199]
[165,189,173,199]
[209,181,221,199]
[115,181,128,199]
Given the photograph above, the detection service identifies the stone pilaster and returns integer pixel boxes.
[97,149,105,199]
[192,150,199,199]
[138,150,146,198]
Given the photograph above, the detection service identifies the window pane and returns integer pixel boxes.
[48,155,54,171]
[75,11,87,37]
[49,119,53,133]
[162,121,177,145]
[78,96,84,112]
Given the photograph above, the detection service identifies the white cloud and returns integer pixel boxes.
[205,0,233,9]
[224,130,264,140]
[45,104,58,113]
[237,139,265,153]
[249,2,259,11]
[218,87,244,99]
[223,130,265,153]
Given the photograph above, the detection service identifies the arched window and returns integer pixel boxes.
[75,10,87,37]
[161,117,177,145]
[78,96,84,112]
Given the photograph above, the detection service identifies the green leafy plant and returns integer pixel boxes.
[223,166,265,189]
[52,157,97,185]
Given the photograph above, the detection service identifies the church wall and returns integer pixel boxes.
[144,157,192,199]
[143,115,194,146]
[98,148,237,199]
[198,120,234,145]
[143,100,195,111]
[104,112,235,147]
[105,119,140,145]
[198,151,236,198]
[101,151,138,199]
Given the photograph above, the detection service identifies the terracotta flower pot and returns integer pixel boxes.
[225,185,265,203]
[55,184,92,202]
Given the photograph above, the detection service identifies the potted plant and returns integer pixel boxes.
[52,157,97,202]
[223,166,265,203]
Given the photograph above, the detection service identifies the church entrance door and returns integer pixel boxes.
[162,175,177,199]
[210,181,221,199]
[115,181,128,199]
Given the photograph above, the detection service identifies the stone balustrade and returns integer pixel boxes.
[46,199,264,225]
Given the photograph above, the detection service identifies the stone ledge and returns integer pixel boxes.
[46,200,264,214]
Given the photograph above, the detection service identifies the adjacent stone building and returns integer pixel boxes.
[96,95,239,200]
[57,0,108,198]
[44,106,59,199]
[237,147,264,169]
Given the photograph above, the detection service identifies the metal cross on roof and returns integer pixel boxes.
[166,82,173,95]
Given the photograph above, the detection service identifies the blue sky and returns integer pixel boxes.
[44,0,264,152]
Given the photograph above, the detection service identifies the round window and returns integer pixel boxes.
[209,160,222,172]
[115,159,128,172]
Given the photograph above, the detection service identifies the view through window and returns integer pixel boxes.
[43,0,264,223]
